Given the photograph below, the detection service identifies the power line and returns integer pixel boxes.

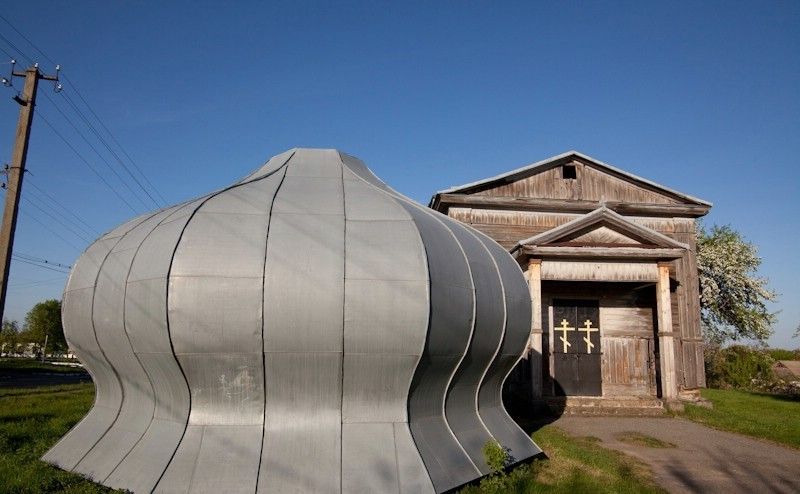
[0,45,14,62]
[13,252,71,269]
[65,79,168,204]
[20,210,85,252]
[41,91,152,209]
[36,111,140,214]
[20,196,94,244]
[0,14,54,66]
[0,14,167,207]
[59,90,162,208]
[9,277,65,288]
[11,255,70,274]
[0,173,99,240]
[24,178,100,236]
[0,31,32,65]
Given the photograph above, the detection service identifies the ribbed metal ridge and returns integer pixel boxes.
[43,148,541,493]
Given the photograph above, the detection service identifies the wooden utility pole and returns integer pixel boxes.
[0,64,59,324]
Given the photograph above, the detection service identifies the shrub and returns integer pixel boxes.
[704,345,775,390]
[766,348,800,361]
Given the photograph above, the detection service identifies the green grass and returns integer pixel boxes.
[678,388,800,449]
[461,425,665,493]
[0,383,122,493]
[0,358,85,374]
[614,432,676,449]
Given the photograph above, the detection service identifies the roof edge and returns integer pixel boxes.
[511,206,691,252]
[432,151,713,207]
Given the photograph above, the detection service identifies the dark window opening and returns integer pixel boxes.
[562,164,577,179]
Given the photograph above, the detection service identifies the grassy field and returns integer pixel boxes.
[0,384,121,493]
[679,388,800,449]
[0,358,85,374]
[1,381,664,494]
[460,425,665,494]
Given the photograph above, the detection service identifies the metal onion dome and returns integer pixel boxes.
[43,149,541,493]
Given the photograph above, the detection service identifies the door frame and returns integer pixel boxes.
[549,297,602,397]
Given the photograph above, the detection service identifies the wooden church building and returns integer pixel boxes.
[429,151,711,413]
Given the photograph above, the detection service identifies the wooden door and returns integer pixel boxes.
[552,299,602,396]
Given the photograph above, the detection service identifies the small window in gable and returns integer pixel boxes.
[562,164,577,179]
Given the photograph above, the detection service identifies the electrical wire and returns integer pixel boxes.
[20,196,94,244]
[9,277,65,288]
[13,252,71,269]
[36,111,140,214]
[0,44,15,62]
[60,90,164,208]
[0,14,167,208]
[11,256,70,274]
[24,179,100,236]
[62,79,168,204]
[21,210,86,252]
[41,91,152,209]
[0,14,54,66]
[0,31,32,65]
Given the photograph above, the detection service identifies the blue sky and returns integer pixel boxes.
[0,1,797,347]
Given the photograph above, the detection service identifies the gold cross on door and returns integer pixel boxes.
[578,319,599,354]
[557,318,575,353]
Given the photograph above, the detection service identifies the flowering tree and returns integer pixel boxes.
[697,224,777,344]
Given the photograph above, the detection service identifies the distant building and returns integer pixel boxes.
[430,151,711,413]
[773,360,800,381]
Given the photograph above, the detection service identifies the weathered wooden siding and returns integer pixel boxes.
[448,173,706,392]
[601,338,653,397]
[541,261,658,282]
[473,159,681,205]
[541,282,657,397]
[451,208,695,249]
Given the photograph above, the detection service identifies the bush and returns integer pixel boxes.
[766,348,800,361]
[704,345,775,390]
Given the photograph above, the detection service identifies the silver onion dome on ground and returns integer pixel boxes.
[43,148,541,493]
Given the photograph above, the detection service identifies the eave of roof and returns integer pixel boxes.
[510,206,691,254]
[430,150,713,207]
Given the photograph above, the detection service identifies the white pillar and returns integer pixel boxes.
[526,259,543,399]
[656,262,678,400]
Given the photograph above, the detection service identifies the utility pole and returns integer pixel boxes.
[0,63,60,324]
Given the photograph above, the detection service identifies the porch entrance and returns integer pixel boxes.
[552,299,602,396]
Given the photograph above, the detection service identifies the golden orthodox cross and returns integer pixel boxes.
[557,319,574,353]
[578,319,599,354]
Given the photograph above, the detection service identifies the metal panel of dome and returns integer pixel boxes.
[390,200,480,493]
[42,216,150,471]
[259,149,345,493]
[475,234,543,462]
[443,223,506,474]
[104,200,204,492]
[44,148,540,493]
[74,207,181,482]
[163,170,285,493]
[340,171,432,493]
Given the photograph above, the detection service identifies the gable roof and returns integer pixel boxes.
[510,206,689,262]
[511,207,689,253]
[433,151,712,207]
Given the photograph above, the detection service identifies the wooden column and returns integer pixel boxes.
[656,262,678,400]
[526,259,543,399]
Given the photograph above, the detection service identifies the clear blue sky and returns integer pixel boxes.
[0,1,797,347]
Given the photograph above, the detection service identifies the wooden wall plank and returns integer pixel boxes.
[473,159,681,205]
[542,261,659,282]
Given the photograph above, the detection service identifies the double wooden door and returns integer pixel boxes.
[552,299,602,396]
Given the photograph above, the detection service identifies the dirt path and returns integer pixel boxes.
[554,416,800,494]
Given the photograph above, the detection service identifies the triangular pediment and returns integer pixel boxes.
[516,207,689,250]
[434,151,711,207]
[564,225,646,246]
